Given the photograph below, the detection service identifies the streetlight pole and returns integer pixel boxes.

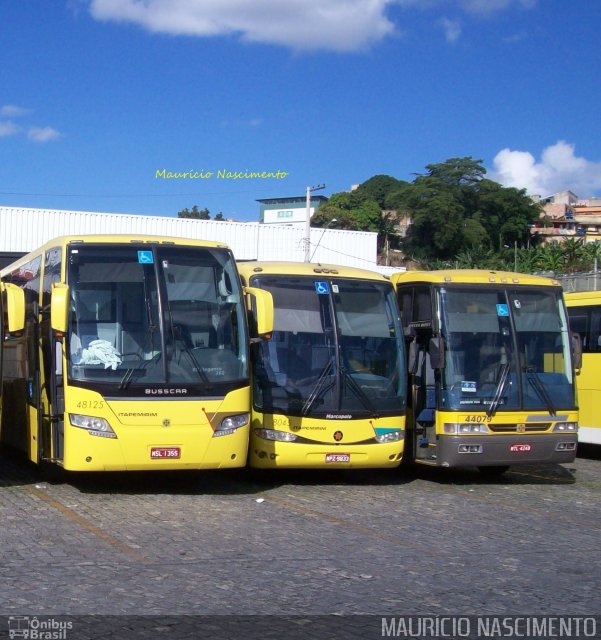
[304,183,325,262]
[514,240,518,272]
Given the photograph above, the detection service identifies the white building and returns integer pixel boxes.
[257,195,328,226]
[0,205,389,273]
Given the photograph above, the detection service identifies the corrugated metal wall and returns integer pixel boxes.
[0,206,380,270]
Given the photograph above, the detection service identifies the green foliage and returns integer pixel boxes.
[397,157,542,262]
[177,205,211,219]
[311,191,382,233]
[354,175,406,208]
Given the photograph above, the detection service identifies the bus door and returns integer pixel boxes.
[39,248,64,464]
[0,286,4,408]
[407,328,438,464]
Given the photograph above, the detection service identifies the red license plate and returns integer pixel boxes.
[510,443,532,453]
[325,453,350,463]
[150,447,181,459]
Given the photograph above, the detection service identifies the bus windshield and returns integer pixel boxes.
[251,276,406,417]
[67,244,247,393]
[438,286,575,413]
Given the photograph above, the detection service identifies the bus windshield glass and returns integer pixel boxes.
[438,286,575,412]
[251,275,406,417]
[67,244,247,392]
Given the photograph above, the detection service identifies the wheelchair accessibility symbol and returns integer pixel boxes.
[137,250,154,264]
[314,281,329,295]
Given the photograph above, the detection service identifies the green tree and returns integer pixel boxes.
[534,242,566,274]
[311,191,382,233]
[177,205,211,219]
[354,175,406,209]
[389,157,541,262]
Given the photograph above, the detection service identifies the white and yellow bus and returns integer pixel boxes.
[0,235,272,471]
[565,290,601,445]
[238,261,407,469]
[392,270,579,474]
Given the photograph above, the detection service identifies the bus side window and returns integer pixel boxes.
[591,309,601,352]
[568,310,589,352]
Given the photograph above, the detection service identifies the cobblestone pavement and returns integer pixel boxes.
[0,445,600,638]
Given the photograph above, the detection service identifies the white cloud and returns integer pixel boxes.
[440,17,461,42]
[85,0,538,51]
[0,121,21,137]
[88,0,397,52]
[491,141,601,198]
[0,104,31,117]
[27,127,62,143]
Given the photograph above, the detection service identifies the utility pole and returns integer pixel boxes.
[304,183,325,262]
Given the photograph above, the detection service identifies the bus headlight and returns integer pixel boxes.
[213,413,249,437]
[375,430,404,443]
[254,428,298,442]
[70,414,117,438]
[553,422,578,432]
[443,423,490,434]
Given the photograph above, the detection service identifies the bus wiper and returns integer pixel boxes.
[119,353,160,390]
[341,365,379,417]
[301,358,335,416]
[486,362,511,418]
[525,367,556,416]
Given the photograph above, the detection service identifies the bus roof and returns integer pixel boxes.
[564,290,601,304]
[236,260,390,283]
[391,269,560,287]
[0,234,231,276]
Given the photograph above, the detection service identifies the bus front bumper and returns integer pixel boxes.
[434,433,578,468]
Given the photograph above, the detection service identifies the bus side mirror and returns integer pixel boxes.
[50,283,70,334]
[244,286,274,341]
[571,332,582,372]
[2,283,25,334]
[428,335,445,370]
[408,338,419,375]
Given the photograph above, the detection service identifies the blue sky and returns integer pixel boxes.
[1,0,600,222]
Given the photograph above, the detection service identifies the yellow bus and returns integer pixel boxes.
[565,290,601,445]
[0,235,272,471]
[392,269,579,474]
[238,261,407,468]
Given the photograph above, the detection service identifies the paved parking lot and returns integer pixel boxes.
[0,446,600,638]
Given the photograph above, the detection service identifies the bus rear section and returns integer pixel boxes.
[393,270,578,473]
[239,262,407,469]
[1,236,272,472]
[565,290,601,445]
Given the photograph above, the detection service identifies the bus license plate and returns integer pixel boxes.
[325,453,350,463]
[150,447,181,459]
[510,444,532,453]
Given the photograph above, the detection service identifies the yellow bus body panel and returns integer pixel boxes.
[565,291,601,444]
[249,414,405,469]
[391,269,560,287]
[62,386,250,472]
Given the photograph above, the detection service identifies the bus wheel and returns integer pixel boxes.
[478,465,509,477]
